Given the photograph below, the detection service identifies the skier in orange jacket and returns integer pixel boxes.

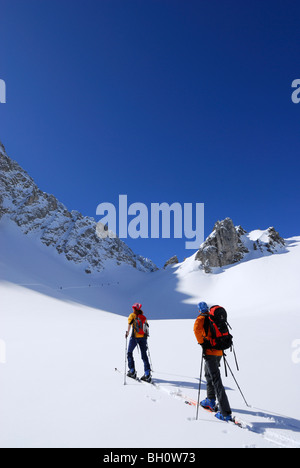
[194,302,232,421]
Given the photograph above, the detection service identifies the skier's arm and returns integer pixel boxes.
[125,323,131,338]
[194,316,205,344]
[125,313,135,338]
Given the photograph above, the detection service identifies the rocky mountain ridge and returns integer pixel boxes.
[195,217,285,272]
[0,141,287,276]
[0,141,157,273]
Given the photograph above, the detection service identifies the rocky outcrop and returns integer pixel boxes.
[163,255,179,269]
[0,141,157,273]
[195,218,248,272]
[195,217,285,272]
[253,227,285,253]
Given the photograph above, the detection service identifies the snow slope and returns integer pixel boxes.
[1,218,300,448]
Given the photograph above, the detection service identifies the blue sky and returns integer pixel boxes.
[1,0,300,267]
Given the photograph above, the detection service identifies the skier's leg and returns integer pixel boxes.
[127,337,137,372]
[138,338,151,373]
[204,358,216,400]
[205,356,231,416]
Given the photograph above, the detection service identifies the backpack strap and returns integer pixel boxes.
[202,314,210,338]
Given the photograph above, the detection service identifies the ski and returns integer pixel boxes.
[138,377,156,386]
[115,367,156,386]
[232,416,251,429]
[130,373,156,386]
[173,392,251,429]
[116,367,250,430]
[198,404,251,429]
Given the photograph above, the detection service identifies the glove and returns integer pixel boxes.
[200,340,209,351]
[125,331,129,338]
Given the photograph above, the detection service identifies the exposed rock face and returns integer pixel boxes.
[195,217,285,272]
[195,218,248,272]
[253,227,285,253]
[0,141,157,273]
[163,255,179,269]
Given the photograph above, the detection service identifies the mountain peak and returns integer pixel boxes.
[195,217,285,272]
[0,140,6,155]
[0,141,157,273]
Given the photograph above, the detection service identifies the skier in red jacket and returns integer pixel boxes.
[126,303,151,382]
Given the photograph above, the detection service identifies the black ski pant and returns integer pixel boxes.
[204,354,231,417]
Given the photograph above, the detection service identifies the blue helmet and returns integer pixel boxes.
[198,302,209,313]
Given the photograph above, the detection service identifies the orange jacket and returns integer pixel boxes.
[193,314,223,357]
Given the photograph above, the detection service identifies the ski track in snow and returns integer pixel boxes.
[118,369,300,449]
[1,218,300,448]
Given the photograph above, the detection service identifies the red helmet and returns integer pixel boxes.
[132,303,142,311]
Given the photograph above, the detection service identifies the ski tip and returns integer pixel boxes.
[232,416,249,429]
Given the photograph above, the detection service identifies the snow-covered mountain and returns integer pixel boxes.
[0,141,288,277]
[1,141,300,448]
[194,217,285,272]
[0,216,300,448]
[0,141,157,273]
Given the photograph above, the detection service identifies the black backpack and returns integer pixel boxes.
[204,305,233,351]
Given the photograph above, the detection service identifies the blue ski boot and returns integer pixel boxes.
[215,411,232,422]
[200,397,217,412]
